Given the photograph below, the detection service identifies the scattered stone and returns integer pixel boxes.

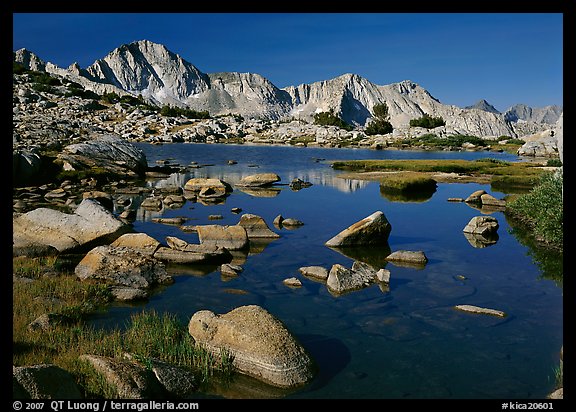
[480,193,506,207]
[298,266,329,282]
[447,197,464,202]
[281,218,304,228]
[289,178,313,190]
[283,277,302,287]
[375,268,391,283]
[231,207,242,214]
[237,213,280,238]
[208,214,224,220]
[385,250,428,266]
[119,208,136,220]
[183,178,232,194]
[454,304,506,317]
[152,217,186,225]
[236,173,281,187]
[326,261,378,295]
[464,189,487,204]
[325,211,392,247]
[196,224,249,250]
[154,245,232,265]
[463,216,499,236]
[273,214,284,228]
[141,197,163,210]
[220,263,244,277]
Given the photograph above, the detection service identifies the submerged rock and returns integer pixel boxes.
[454,304,506,317]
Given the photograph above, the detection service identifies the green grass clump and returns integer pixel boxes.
[331,158,545,180]
[13,258,234,398]
[379,172,437,191]
[506,170,563,249]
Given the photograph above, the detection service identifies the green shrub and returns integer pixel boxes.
[365,102,393,135]
[365,120,393,135]
[313,109,353,131]
[506,170,563,248]
[160,105,210,119]
[30,71,62,86]
[547,158,563,167]
[101,92,120,104]
[13,61,28,75]
[409,114,446,129]
[31,83,58,94]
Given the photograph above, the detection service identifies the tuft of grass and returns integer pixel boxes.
[13,258,234,398]
[379,172,437,192]
[506,170,563,249]
[331,158,545,180]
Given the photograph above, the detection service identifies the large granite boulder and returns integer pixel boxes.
[75,245,173,289]
[57,134,148,177]
[325,211,392,247]
[188,305,315,388]
[13,199,130,256]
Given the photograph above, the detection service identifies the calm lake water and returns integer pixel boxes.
[90,143,563,399]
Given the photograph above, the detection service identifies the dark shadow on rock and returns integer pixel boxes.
[327,243,392,269]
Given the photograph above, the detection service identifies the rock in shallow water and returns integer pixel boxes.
[188,305,315,388]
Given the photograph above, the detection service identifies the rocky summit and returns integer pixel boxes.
[14,39,561,139]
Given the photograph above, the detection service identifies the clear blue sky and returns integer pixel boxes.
[12,13,563,112]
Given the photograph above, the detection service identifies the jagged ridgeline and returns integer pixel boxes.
[13,39,562,138]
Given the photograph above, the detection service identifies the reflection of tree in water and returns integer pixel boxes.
[505,214,563,287]
[379,185,436,203]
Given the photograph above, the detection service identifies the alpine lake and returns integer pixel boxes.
[87,142,563,399]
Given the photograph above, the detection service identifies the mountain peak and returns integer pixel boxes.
[465,99,500,114]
